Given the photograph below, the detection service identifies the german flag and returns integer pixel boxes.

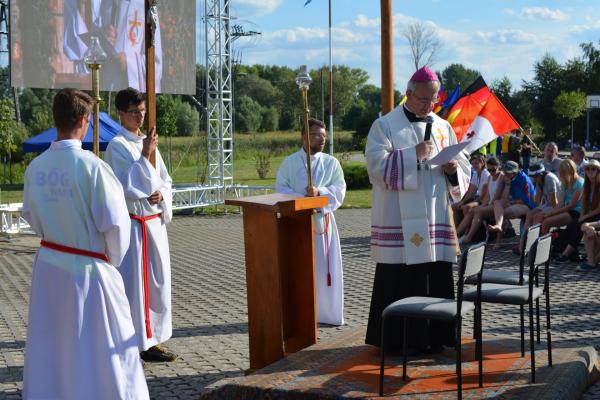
[446,77,491,141]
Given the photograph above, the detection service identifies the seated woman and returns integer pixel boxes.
[556,159,600,262]
[523,163,560,230]
[457,156,502,244]
[534,159,584,235]
[577,220,600,271]
[452,154,489,227]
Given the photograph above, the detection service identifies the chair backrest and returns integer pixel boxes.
[527,233,553,284]
[457,242,487,307]
[519,224,541,281]
[463,242,486,279]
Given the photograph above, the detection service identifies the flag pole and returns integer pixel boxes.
[145,0,157,168]
[328,0,333,155]
[381,0,394,114]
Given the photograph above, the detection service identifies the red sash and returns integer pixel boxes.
[129,213,161,339]
[40,240,109,262]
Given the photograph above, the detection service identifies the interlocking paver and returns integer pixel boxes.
[0,209,598,399]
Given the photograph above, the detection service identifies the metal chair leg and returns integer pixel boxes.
[456,316,463,400]
[477,305,483,388]
[520,305,525,357]
[529,299,536,383]
[379,318,385,396]
[546,292,553,367]
[403,317,408,381]
[536,297,541,344]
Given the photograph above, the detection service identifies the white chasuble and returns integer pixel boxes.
[276,150,346,326]
[105,128,173,351]
[22,140,149,400]
[366,107,471,265]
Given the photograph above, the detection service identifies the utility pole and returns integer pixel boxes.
[381,0,394,114]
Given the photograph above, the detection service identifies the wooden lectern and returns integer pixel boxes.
[226,193,328,371]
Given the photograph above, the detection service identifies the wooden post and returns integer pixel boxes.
[381,0,394,114]
[145,0,157,167]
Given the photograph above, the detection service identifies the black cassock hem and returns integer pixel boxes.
[365,261,456,352]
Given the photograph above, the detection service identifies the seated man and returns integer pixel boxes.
[523,163,560,230]
[488,161,537,249]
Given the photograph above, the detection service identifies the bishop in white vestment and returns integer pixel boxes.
[364,68,471,353]
[276,119,346,326]
[105,88,174,359]
[22,89,149,400]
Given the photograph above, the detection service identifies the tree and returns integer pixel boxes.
[553,90,587,146]
[440,64,480,94]
[401,21,441,70]
[522,54,565,140]
[234,95,263,133]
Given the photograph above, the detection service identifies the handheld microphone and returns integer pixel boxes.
[424,116,434,141]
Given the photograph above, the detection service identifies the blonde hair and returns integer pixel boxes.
[558,159,579,189]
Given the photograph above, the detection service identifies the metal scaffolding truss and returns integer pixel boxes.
[204,0,233,202]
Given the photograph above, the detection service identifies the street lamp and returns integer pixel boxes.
[84,36,107,156]
[296,65,313,192]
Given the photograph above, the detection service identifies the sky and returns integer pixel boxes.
[224,0,600,91]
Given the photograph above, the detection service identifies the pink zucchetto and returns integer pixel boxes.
[410,66,439,82]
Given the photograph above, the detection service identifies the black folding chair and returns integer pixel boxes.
[379,242,486,399]
[463,234,553,383]
[467,224,542,356]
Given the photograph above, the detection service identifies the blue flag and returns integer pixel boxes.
[442,84,461,109]
[304,0,312,6]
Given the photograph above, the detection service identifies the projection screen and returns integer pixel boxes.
[11,0,196,94]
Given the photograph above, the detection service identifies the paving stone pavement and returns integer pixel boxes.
[0,208,599,399]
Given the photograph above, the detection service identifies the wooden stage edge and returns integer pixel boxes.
[200,326,600,400]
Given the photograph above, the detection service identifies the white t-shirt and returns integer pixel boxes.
[470,168,490,197]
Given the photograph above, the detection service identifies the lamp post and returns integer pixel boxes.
[296,65,313,193]
[84,36,107,156]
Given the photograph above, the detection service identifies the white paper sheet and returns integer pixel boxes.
[425,140,471,167]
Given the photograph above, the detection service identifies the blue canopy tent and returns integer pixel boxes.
[22,112,122,153]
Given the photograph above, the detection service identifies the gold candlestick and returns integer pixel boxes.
[296,65,313,193]
[84,36,107,156]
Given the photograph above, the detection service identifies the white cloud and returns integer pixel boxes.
[354,14,379,28]
[520,7,569,21]
[570,19,600,33]
[476,29,537,44]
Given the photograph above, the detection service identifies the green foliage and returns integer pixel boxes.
[342,163,371,190]
[260,106,279,132]
[553,90,587,121]
[0,100,19,160]
[440,64,481,94]
[173,99,200,136]
[235,95,263,133]
[156,95,178,136]
[253,150,272,179]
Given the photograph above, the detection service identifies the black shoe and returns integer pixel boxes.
[140,345,178,362]
[555,254,570,263]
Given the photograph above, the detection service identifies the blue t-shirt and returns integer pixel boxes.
[509,171,537,209]
[562,177,584,213]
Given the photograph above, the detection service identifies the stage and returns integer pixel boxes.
[202,326,599,399]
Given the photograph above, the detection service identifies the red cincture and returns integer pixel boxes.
[129,213,162,339]
[40,240,109,262]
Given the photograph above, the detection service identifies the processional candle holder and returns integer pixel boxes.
[296,65,314,193]
[84,36,107,156]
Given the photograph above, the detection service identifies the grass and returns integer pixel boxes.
[1,130,373,208]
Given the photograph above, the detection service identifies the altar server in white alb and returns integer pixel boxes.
[104,87,176,362]
[22,88,149,400]
[276,118,346,326]
[364,67,471,354]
